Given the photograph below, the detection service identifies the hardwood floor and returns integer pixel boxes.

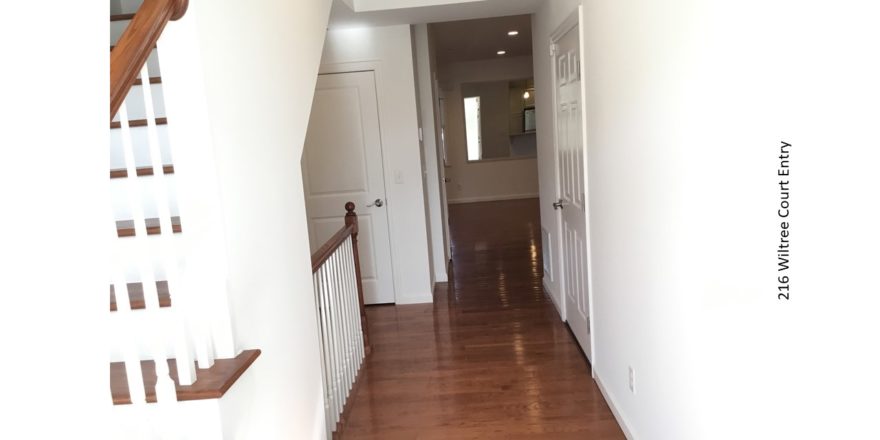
[341,198,625,439]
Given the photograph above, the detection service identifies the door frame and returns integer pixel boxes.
[549,6,597,368]
[433,83,452,263]
[314,61,400,304]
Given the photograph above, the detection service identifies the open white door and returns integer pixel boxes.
[552,17,592,360]
[302,71,396,304]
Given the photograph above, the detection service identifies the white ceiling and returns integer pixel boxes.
[328,0,542,29]
[430,14,532,65]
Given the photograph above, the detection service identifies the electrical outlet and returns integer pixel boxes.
[628,366,636,394]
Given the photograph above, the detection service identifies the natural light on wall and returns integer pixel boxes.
[463,96,481,161]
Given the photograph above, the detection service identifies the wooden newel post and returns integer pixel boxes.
[345,202,371,355]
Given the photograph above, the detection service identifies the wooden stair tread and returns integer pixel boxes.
[110,117,167,129]
[110,164,175,179]
[110,281,171,311]
[111,349,262,405]
[116,216,182,237]
[110,13,136,22]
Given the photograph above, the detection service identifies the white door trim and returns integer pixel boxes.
[550,6,597,369]
[575,4,597,375]
[315,61,402,304]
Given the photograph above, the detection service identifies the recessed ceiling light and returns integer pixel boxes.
[508,30,519,36]
[497,50,506,55]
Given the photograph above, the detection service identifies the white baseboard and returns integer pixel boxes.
[595,372,637,440]
[543,278,565,322]
[447,193,539,204]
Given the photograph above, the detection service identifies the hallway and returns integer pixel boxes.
[340,198,625,439]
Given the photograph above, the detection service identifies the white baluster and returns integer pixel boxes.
[333,256,344,426]
[319,264,339,428]
[346,238,360,373]
[334,249,352,400]
[346,238,363,371]
[111,220,146,404]
[321,267,337,432]
[338,243,351,398]
[345,239,357,392]
[118,103,176,403]
[346,237,364,377]
[139,64,196,387]
[333,251,346,417]
[353,238,364,364]
[313,272,333,439]
[341,239,354,376]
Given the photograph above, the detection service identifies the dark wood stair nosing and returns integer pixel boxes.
[110,164,175,179]
[110,280,172,311]
[110,117,168,130]
[116,216,182,238]
[110,349,262,405]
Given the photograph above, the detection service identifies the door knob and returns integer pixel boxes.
[552,199,566,210]
[367,198,384,208]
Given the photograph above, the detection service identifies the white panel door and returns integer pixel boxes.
[554,23,592,359]
[302,71,395,304]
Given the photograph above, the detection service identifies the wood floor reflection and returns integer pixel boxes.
[341,198,625,439]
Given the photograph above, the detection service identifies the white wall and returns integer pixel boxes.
[182,0,333,437]
[438,56,539,203]
[534,0,880,439]
[320,25,434,304]
[412,24,448,284]
[0,2,108,438]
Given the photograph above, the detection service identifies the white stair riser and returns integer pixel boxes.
[112,83,166,122]
[111,173,180,221]
[110,124,173,169]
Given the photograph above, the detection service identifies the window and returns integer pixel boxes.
[463,96,482,161]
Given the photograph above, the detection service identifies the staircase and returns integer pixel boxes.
[108,1,369,438]
[109,0,259,435]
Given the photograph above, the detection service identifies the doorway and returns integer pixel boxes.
[551,11,593,360]
[429,15,540,210]
[301,70,396,304]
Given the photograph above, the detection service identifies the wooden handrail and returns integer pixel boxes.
[110,0,188,120]
[311,224,355,272]
[310,202,371,355]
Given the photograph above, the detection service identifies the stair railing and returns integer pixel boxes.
[111,0,188,119]
[311,202,371,438]
[110,0,194,405]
